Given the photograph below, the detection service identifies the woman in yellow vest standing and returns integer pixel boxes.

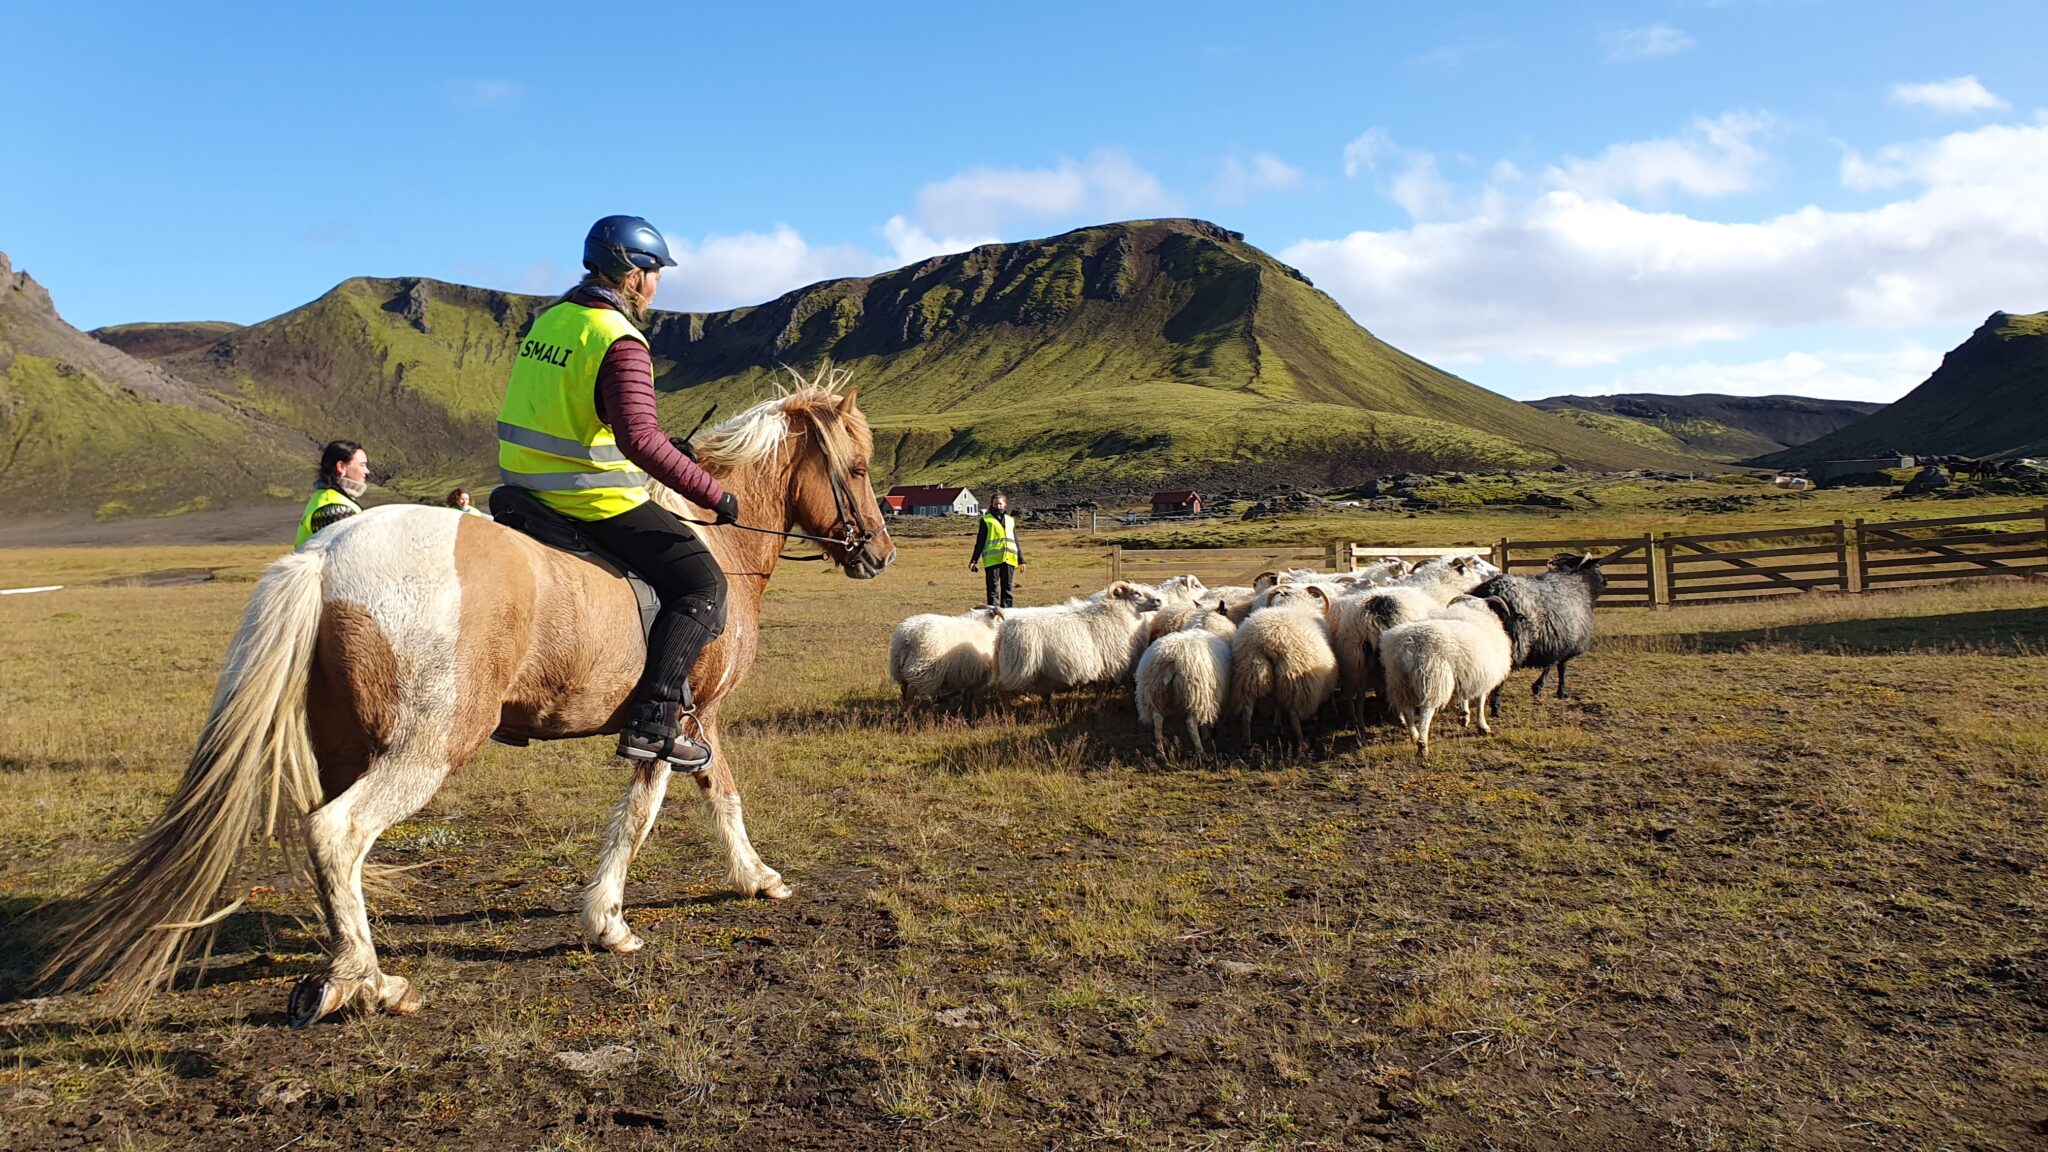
[295,439,368,547]
[495,215,738,771]
[969,491,1024,607]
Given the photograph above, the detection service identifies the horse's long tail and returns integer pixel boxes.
[39,548,329,1012]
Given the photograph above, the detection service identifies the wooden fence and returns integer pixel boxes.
[1110,543,1342,586]
[1497,534,1658,608]
[1854,507,2048,589]
[1662,522,1850,603]
[1107,506,2048,607]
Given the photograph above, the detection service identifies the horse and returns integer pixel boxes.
[40,373,896,1025]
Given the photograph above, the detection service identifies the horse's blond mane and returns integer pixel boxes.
[690,364,859,474]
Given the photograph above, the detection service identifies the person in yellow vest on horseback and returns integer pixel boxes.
[969,491,1024,607]
[495,215,739,772]
[294,439,368,548]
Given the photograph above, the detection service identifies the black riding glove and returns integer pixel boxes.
[714,492,740,525]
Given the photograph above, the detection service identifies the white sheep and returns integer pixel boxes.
[1341,557,1411,586]
[1133,611,1237,756]
[1326,554,1502,729]
[995,580,1162,707]
[888,605,1006,710]
[1379,595,1515,758]
[1227,585,1339,747]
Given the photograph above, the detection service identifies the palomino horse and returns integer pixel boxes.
[42,375,895,1023]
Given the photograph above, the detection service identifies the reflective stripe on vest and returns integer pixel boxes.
[980,512,1019,566]
[496,301,651,521]
[295,486,362,548]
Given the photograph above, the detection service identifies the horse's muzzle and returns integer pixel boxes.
[842,539,896,580]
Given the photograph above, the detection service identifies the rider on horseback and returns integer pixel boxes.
[495,215,738,771]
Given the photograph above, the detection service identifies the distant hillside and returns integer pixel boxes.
[97,220,1690,508]
[1764,312,2048,465]
[1529,393,1884,460]
[92,320,243,360]
[0,253,305,518]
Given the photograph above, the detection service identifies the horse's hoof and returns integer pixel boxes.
[761,880,794,900]
[387,983,424,1016]
[604,932,645,954]
[287,975,347,1029]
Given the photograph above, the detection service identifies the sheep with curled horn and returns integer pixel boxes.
[1470,551,1608,714]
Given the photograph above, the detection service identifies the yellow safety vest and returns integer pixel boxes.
[980,512,1019,566]
[496,301,651,521]
[295,486,362,547]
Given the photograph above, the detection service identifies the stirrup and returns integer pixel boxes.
[618,706,711,772]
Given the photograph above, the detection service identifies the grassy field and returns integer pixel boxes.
[1,530,2044,1150]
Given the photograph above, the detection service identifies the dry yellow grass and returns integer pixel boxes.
[1,534,2044,1150]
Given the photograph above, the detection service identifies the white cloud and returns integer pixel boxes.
[1544,112,1770,199]
[653,149,1181,309]
[879,216,998,265]
[1282,118,2048,376]
[1594,342,1940,402]
[1341,129,1477,222]
[1343,128,1395,178]
[1387,154,1460,221]
[660,226,884,312]
[1890,76,2007,115]
[1606,24,1696,62]
[1214,152,1304,204]
[910,149,1179,236]
[450,80,520,108]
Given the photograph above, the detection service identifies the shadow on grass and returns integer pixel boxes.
[0,896,68,1003]
[1655,606,2048,656]
[743,688,1380,774]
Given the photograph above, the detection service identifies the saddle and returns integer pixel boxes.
[488,486,661,641]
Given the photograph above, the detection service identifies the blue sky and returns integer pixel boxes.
[5,1,2043,401]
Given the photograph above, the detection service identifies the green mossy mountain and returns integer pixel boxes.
[1763,312,2048,464]
[36,220,1709,518]
[0,253,306,518]
[119,221,1690,500]
[1528,393,1885,461]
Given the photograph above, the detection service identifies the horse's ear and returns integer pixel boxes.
[838,385,859,411]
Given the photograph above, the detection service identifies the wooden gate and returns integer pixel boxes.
[1854,508,2048,589]
[1496,534,1657,607]
[1661,522,1851,603]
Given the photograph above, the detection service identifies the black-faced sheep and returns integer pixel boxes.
[1471,552,1608,710]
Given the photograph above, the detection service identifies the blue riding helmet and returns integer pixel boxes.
[583,215,678,279]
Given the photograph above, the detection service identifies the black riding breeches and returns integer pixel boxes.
[577,500,728,709]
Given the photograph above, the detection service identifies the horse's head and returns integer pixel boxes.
[783,377,896,580]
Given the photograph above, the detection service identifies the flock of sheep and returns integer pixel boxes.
[888,552,1609,757]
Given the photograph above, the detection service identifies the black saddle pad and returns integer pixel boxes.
[487,487,660,640]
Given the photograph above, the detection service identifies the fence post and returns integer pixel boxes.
[1832,519,1849,593]
[1642,532,1659,608]
[1327,540,1344,572]
[1852,518,1867,593]
[1657,534,1675,609]
[1111,545,1122,582]
[1495,537,1510,573]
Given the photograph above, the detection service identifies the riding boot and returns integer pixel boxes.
[617,608,718,771]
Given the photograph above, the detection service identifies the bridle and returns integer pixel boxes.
[679,408,877,566]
